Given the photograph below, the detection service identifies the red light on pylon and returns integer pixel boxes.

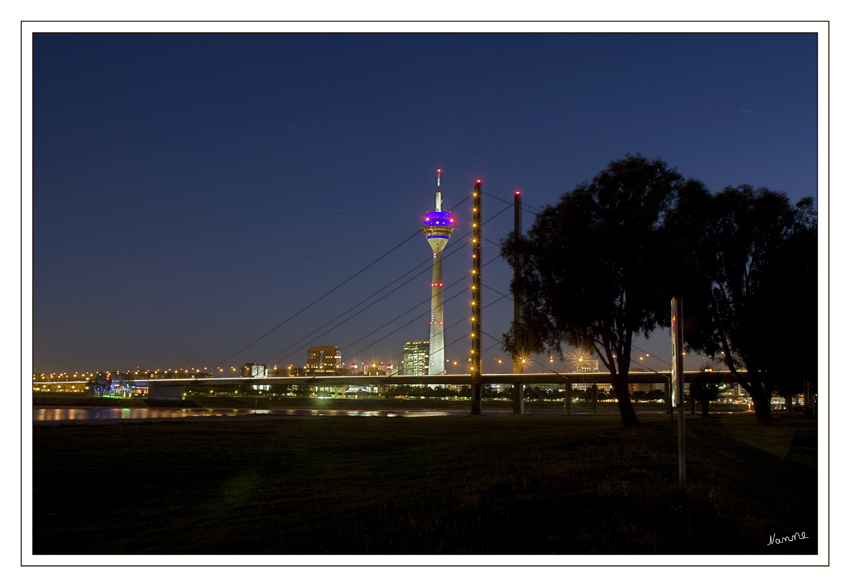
[476,179,481,184]
[515,191,521,196]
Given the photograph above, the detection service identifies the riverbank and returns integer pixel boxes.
[31,392,751,413]
[32,412,816,555]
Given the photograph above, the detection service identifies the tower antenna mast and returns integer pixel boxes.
[436,168,442,212]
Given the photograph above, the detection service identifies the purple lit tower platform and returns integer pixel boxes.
[422,170,454,375]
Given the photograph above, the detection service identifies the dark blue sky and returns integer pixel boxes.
[32,33,818,374]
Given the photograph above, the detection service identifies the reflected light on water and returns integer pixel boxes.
[33,407,452,421]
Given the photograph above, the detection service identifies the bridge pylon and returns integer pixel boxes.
[470,179,482,415]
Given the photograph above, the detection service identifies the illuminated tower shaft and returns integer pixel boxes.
[429,249,446,374]
[422,170,454,375]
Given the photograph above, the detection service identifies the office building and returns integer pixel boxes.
[307,346,342,373]
[403,340,430,376]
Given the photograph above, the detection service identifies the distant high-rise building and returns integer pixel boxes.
[403,340,430,376]
[422,169,454,374]
[307,346,342,373]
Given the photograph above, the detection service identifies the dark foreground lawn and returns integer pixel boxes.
[32,413,817,555]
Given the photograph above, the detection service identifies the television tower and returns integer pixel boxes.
[422,169,455,375]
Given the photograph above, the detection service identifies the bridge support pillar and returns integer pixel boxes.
[689,386,696,415]
[592,384,598,414]
[512,189,524,416]
[512,384,524,415]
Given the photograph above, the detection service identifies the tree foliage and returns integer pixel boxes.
[689,372,722,417]
[501,155,684,426]
[89,372,111,397]
[669,184,817,423]
[501,153,816,426]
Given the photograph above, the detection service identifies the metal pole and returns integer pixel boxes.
[513,190,524,415]
[672,297,686,490]
[470,179,483,415]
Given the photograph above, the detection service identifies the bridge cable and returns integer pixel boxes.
[268,203,514,368]
[340,207,512,363]
[260,232,473,367]
[344,252,510,366]
[479,283,675,372]
[479,329,573,384]
[481,190,544,216]
[342,284,472,362]
[213,197,471,369]
[378,278,512,376]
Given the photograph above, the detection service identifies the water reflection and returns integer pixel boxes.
[33,407,452,421]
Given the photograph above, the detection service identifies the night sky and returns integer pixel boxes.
[31,32,818,375]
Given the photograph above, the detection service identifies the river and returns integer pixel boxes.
[31,406,474,422]
[32,405,690,423]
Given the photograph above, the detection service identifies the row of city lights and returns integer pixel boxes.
[34,351,722,381]
[37,183,729,384]
[33,358,515,379]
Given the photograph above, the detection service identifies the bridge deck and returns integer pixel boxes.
[142,370,742,387]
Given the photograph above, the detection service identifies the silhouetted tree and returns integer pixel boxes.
[501,155,683,426]
[669,184,817,424]
[689,372,721,417]
[89,372,110,397]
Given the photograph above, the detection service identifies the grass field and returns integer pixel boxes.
[32,412,817,555]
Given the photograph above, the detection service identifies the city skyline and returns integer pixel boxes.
[30,31,819,375]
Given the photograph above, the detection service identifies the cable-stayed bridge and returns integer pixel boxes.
[210,178,526,394]
[44,177,734,410]
[144,370,745,400]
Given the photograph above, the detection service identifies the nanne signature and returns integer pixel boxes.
[768,531,809,545]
